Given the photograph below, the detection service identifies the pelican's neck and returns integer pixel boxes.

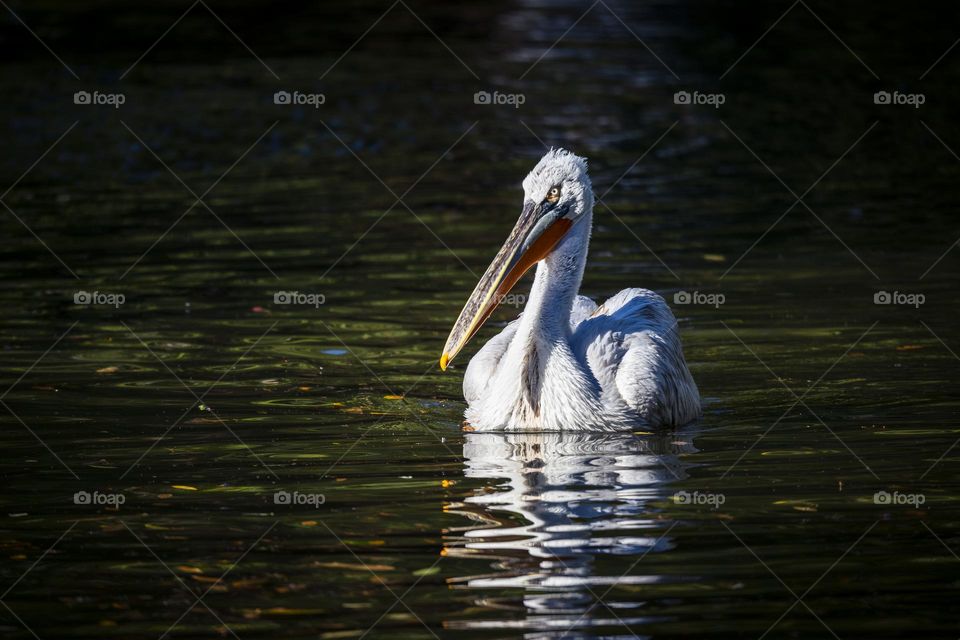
[515,211,592,342]
[489,207,597,426]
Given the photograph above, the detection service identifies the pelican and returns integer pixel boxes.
[440,148,700,432]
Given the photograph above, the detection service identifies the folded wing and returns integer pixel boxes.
[572,288,700,426]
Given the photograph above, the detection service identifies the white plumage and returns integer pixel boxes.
[443,149,700,432]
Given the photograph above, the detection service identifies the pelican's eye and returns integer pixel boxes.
[546,186,561,204]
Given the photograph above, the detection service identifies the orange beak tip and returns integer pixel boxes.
[439,353,450,371]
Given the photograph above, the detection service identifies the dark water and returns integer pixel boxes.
[1,1,959,638]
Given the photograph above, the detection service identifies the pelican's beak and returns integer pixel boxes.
[440,201,572,370]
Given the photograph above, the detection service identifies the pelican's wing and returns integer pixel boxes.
[463,318,520,405]
[569,295,598,329]
[571,288,700,426]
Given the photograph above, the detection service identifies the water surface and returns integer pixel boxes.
[1,1,959,638]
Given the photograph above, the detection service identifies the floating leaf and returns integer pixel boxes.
[177,565,204,574]
[231,578,268,589]
[321,631,366,639]
[191,575,221,583]
[773,499,818,512]
[262,607,326,616]
[314,561,394,572]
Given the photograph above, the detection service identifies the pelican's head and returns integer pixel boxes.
[440,148,593,370]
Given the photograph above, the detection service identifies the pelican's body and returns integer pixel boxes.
[441,149,699,432]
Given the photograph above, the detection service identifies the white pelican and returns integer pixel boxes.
[440,149,700,432]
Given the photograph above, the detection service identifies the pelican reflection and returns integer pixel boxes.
[444,430,698,633]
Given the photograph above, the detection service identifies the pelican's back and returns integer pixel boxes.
[572,288,701,426]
